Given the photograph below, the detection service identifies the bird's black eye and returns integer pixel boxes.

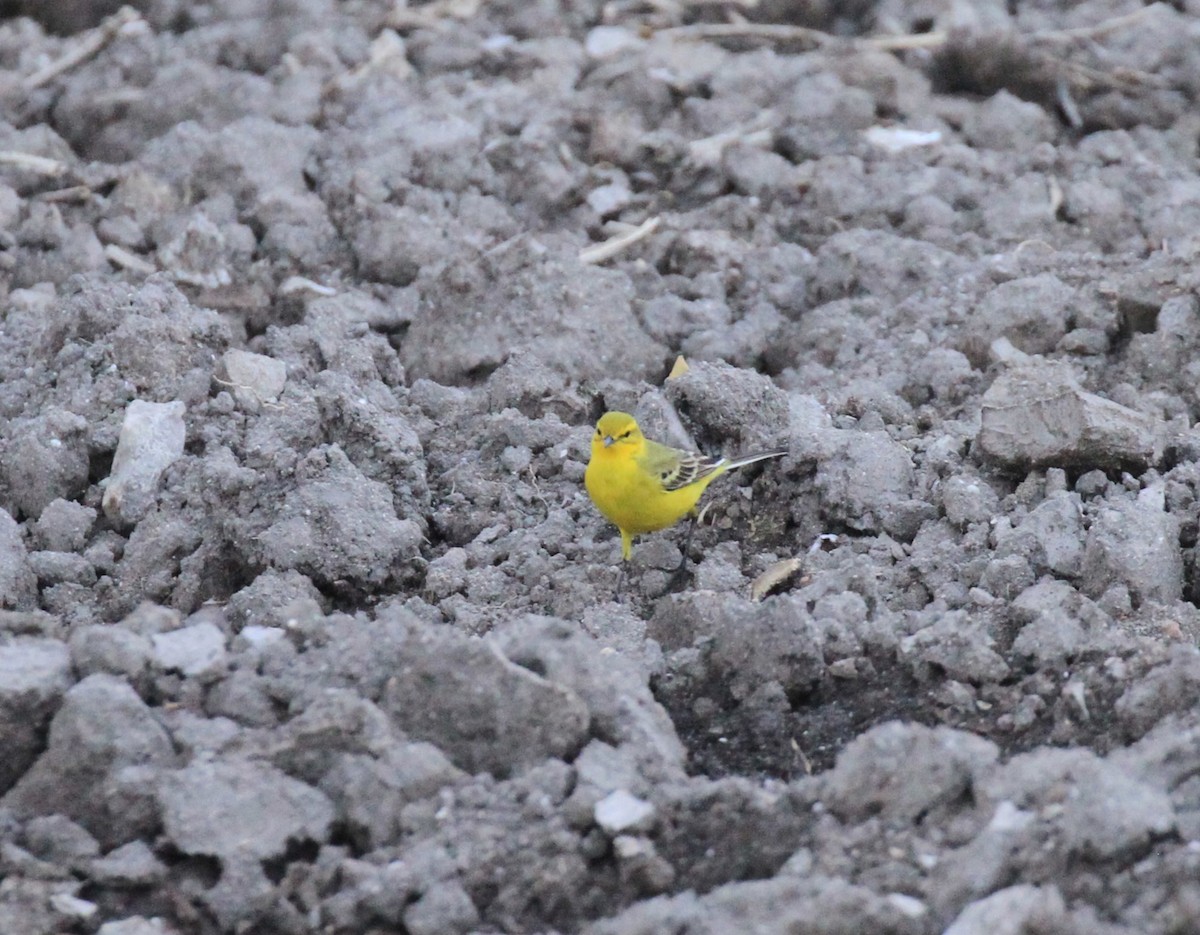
[620,430,632,438]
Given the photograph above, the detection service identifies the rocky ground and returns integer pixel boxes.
[2,0,1200,933]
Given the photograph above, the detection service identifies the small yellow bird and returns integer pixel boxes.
[584,411,786,574]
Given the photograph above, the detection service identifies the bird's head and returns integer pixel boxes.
[593,411,643,452]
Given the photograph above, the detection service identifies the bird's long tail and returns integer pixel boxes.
[720,448,788,471]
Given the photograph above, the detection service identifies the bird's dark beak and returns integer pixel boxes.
[603,435,614,447]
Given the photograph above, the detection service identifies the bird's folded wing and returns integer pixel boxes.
[639,440,724,491]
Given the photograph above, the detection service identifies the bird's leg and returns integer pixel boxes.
[614,529,634,602]
[614,560,628,602]
[676,512,698,575]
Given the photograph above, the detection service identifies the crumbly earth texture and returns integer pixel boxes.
[3,1,1200,933]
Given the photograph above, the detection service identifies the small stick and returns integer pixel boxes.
[860,32,949,51]
[674,0,760,8]
[687,122,773,167]
[0,151,68,176]
[35,185,91,202]
[658,22,838,47]
[1056,77,1083,128]
[24,6,145,91]
[212,374,287,411]
[579,216,661,265]
[104,244,156,275]
[279,275,338,297]
[386,0,481,29]
[660,3,1163,53]
[1030,3,1165,43]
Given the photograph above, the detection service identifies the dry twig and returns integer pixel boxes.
[579,216,661,264]
[34,185,92,203]
[387,0,481,29]
[1031,3,1165,42]
[105,244,157,275]
[657,2,1166,60]
[24,6,146,90]
[0,151,68,176]
[279,275,338,297]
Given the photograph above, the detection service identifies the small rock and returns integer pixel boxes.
[400,249,665,384]
[217,349,287,411]
[1075,469,1109,498]
[1009,581,1109,665]
[319,742,465,851]
[98,917,178,935]
[381,624,590,778]
[574,741,643,796]
[0,507,37,610]
[997,495,1084,577]
[962,91,1057,151]
[158,759,334,861]
[0,637,72,792]
[649,593,824,702]
[0,876,78,933]
[2,408,90,519]
[255,446,421,587]
[823,721,998,823]
[235,625,286,650]
[977,363,1163,470]
[815,431,919,537]
[611,834,676,893]
[978,554,1035,602]
[69,625,152,683]
[828,658,859,679]
[205,670,279,727]
[584,25,644,59]
[49,892,98,921]
[150,622,226,678]
[24,814,100,868]
[1080,489,1182,606]
[423,548,468,601]
[2,674,176,847]
[944,884,1067,935]
[403,880,480,935]
[962,274,1074,364]
[863,125,942,153]
[585,181,633,216]
[1116,647,1200,738]
[940,475,999,527]
[28,548,96,586]
[89,840,167,887]
[102,400,187,526]
[32,499,96,552]
[584,874,925,934]
[224,569,325,631]
[664,359,789,451]
[900,611,1010,684]
[981,747,1175,859]
[118,603,183,637]
[495,617,686,781]
[1,839,68,879]
[595,790,655,835]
